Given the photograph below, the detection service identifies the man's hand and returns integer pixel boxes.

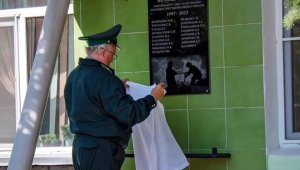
[122,78,129,89]
[151,82,166,101]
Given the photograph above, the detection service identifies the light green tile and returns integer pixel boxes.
[74,0,86,60]
[189,109,226,149]
[227,108,265,149]
[74,20,86,61]
[117,72,150,85]
[189,158,227,170]
[224,24,262,66]
[161,95,187,110]
[188,68,225,109]
[209,27,224,67]
[223,0,262,25]
[228,150,266,170]
[121,158,135,170]
[117,33,149,72]
[165,110,189,152]
[225,66,264,107]
[115,0,148,33]
[80,0,114,35]
[209,0,223,26]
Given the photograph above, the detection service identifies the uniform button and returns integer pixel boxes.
[152,104,156,107]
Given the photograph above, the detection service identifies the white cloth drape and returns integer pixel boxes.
[0,27,15,95]
[127,82,189,170]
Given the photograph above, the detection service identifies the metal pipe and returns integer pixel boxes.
[8,0,70,169]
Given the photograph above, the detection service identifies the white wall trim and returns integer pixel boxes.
[0,5,73,18]
[0,147,72,166]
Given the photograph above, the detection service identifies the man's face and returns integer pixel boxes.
[104,43,117,65]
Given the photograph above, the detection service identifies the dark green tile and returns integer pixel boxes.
[73,0,82,28]
[161,95,187,110]
[165,110,189,152]
[209,0,223,26]
[228,150,266,170]
[80,0,114,35]
[115,0,148,32]
[121,157,135,170]
[224,0,262,25]
[189,109,226,149]
[209,27,224,67]
[117,72,150,85]
[188,68,225,109]
[117,33,149,72]
[224,24,262,66]
[227,108,265,149]
[189,158,227,170]
[225,66,264,107]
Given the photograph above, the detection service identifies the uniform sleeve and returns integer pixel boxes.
[99,76,157,127]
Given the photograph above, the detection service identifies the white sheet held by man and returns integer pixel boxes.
[126,81,189,170]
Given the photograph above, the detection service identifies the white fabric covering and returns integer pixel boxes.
[126,82,189,170]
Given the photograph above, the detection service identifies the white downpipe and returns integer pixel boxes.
[8,0,70,169]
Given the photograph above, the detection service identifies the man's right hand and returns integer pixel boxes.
[151,82,166,101]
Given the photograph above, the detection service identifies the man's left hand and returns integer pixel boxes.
[122,78,129,89]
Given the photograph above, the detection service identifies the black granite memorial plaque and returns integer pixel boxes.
[149,0,209,95]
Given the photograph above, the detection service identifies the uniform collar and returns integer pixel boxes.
[79,58,115,74]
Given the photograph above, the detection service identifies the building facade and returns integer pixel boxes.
[0,0,299,169]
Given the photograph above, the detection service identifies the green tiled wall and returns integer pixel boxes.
[73,0,266,169]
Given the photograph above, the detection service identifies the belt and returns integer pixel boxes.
[101,137,127,149]
[75,133,127,149]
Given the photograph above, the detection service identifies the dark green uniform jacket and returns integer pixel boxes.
[64,58,156,145]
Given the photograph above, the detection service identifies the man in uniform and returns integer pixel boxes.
[64,24,165,170]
